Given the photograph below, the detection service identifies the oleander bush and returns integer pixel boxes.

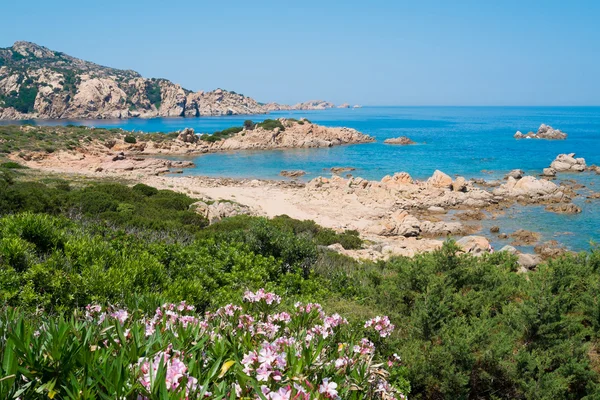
[0,290,408,399]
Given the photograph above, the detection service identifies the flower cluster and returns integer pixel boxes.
[364,315,395,337]
[137,345,202,398]
[244,289,282,305]
[81,290,404,399]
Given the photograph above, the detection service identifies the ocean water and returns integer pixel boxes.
[8,107,600,251]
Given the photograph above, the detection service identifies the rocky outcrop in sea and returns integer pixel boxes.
[514,124,567,139]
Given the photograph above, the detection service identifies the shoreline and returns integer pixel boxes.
[13,153,595,265]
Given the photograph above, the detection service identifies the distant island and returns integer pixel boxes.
[0,41,351,120]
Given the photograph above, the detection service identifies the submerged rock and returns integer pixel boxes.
[545,203,582,214]
[331,167,356,175]
[280,170,306,178]
[510,229,541,246]
[384,136,415,145]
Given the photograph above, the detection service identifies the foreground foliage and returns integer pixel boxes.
[1,169,600,398]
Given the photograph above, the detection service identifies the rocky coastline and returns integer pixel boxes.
[12,141,594,269]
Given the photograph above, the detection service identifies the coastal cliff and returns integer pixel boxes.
[0,42,346,120]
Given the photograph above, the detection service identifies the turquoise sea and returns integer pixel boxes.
[8,106,600,251]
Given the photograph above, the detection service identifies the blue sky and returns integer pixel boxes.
[2,0,599,106]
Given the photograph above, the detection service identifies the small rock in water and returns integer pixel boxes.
[505,169,524,180]
[542,167,556,177]
[490,226,500,233]
[384,136,416,145]
[510,229,541,246]
[280,170,306,178]
[331,167,355,174]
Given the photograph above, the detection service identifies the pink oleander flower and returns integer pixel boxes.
[364,315,395,337]
[244,288,282,305]
[319,378,339,398]
[269,386,292,400]
[111,309,129,324]
[353,338,375,355]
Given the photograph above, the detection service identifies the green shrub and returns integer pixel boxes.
[0,162,27,169]
[133,183,159,196]
[124,135,137,144]
[144,80,162,106]
[257,119,285,131]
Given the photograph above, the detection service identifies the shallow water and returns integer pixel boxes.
[6,106,600,251]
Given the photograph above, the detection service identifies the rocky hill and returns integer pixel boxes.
[0,42,344,120]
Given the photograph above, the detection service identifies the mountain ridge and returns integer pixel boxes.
[0,41,341,120]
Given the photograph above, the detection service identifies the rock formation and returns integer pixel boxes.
[384,136,415,145]
[189,200,253,224]
[493,176,568,203]
[514,124,567,139]
[550,153,587,172]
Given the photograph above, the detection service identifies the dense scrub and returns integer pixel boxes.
[1,169,600,398]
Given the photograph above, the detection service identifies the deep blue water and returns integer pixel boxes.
[7,107,600,250]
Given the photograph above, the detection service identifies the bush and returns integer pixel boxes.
[0,162,27,169]
[133,183,159,196]
[200,126,244,142]
[0,291,407,399]
[124,135,137,144]
[257,119,285,131]
[243,119,255,129]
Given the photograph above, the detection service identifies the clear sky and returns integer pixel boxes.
[2,0,599,106]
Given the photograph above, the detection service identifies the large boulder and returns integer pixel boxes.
[456,236,492,255]
[550,153,586,172]
[542,168,556,177]
[390,211,421,237]
[427,170,453,189]
[367,210,421,237]
[190,200,252,224]
[452,176,468,192]
[177,128,198,143]
[381,172,414,188]
[494,176,562,200]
